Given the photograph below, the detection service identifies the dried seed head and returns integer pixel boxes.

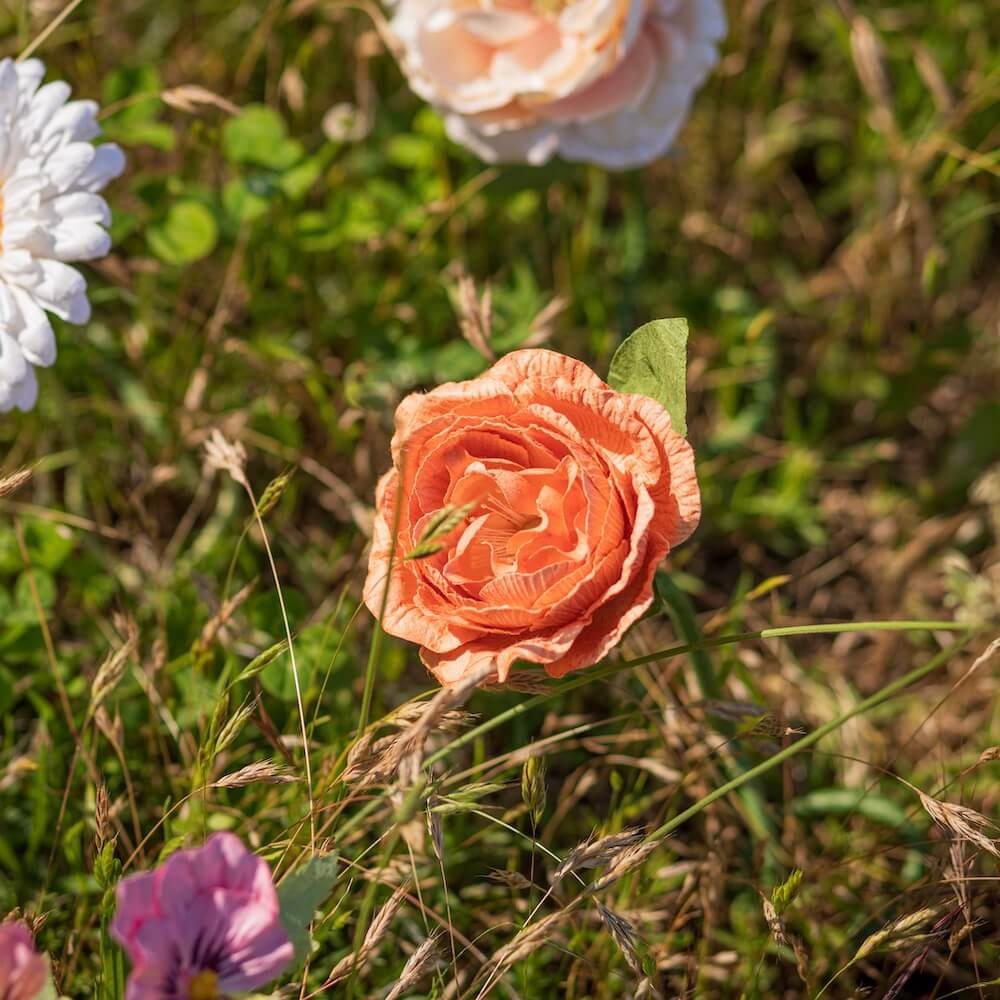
[552,829,645,888]
[850,16,893,109]
[761,897,789,947]
[488,869,534,891]
[212,761,297,789]
[596,903,643,978]
[587,839,661,896]
[918,791,1000,858]
[160,84,239,115]
[635,977,663,1000]
[494,671,551,694]
[197,579,256,653]
[95,784,113,851]
[0,467,32,498]
[88,619,139,720]
[392,663,495,783]
[473,904,575,989]
[853,907,942,961]
[204,430,248,487]
[385,932,442,1000]
[454,271,495,361]
[524,295,567,348]
[325,882,410,987]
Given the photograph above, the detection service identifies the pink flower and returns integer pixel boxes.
[0,921,49,1000]
[111,833,294,1000]
[387,0,727,168]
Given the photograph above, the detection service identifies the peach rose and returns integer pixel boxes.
[386,0,726,168]
[364,349,700,685]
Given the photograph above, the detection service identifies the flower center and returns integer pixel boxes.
[188,970,221,1000]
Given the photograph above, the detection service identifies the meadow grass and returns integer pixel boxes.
[1,0,999,997]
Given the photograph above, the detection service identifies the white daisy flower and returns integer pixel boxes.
[0,57,125,413]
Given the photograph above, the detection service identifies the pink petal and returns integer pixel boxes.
[538,30,658,123]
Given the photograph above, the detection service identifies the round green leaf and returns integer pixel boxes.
[223,105,303,171]
[148,200,219,265]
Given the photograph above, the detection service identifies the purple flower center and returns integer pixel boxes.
[159,925,238,999]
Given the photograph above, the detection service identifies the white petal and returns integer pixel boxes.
[11,364,39,411]
[14,59,46,102]
[32,259,88,322]
[0,331,28,385]
[43,99,101,145]
[52,221,111,261]
[52,191,112,225]
[28,81,72,132]
[2,217,53,258]
[77,144,126,192]
[18,313,57,368]
[0,59,19,116]
[44,141,96,192]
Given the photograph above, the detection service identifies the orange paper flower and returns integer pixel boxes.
[364,350,700,685]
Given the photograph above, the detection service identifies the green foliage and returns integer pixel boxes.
[147,199,219,264]
[223,105,304,171]
[0,1,997,998]
[607,318,689,435]
[277,852,340,964]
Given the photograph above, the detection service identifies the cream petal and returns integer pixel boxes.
[458,10,541,46]
[537,28,658,123]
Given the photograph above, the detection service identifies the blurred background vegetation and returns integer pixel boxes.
[0,0,998,997]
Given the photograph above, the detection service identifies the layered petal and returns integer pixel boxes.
[364,348,701,686]
[0,58,123,412]
[0,922,50,1000]
[388,0,726,168]
[111,833,293,999]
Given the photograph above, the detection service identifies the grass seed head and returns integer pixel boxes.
[212,761,297,789]
[0,467,33,498]
[917,791,1000,857]
[521,754,547,827]
[385,931,442,1000]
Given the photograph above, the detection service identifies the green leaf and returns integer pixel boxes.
[277,852,339,964]
[223,105,303,171]
[607,318,689,436]
[148,200,219,265]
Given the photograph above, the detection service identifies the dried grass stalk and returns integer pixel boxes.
[212,761,297,789]
[0,467,32,497]
[551,828,644,887]
[385,931,442,1000]
[88,618,140,719]
[918,791,1000,857]
[324,882,410,987]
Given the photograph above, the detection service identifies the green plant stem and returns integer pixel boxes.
[424,619,971,770]
[334,620,973,846]
[658,575,776,843]
[356,475,406,738]
[645,635,970,846]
